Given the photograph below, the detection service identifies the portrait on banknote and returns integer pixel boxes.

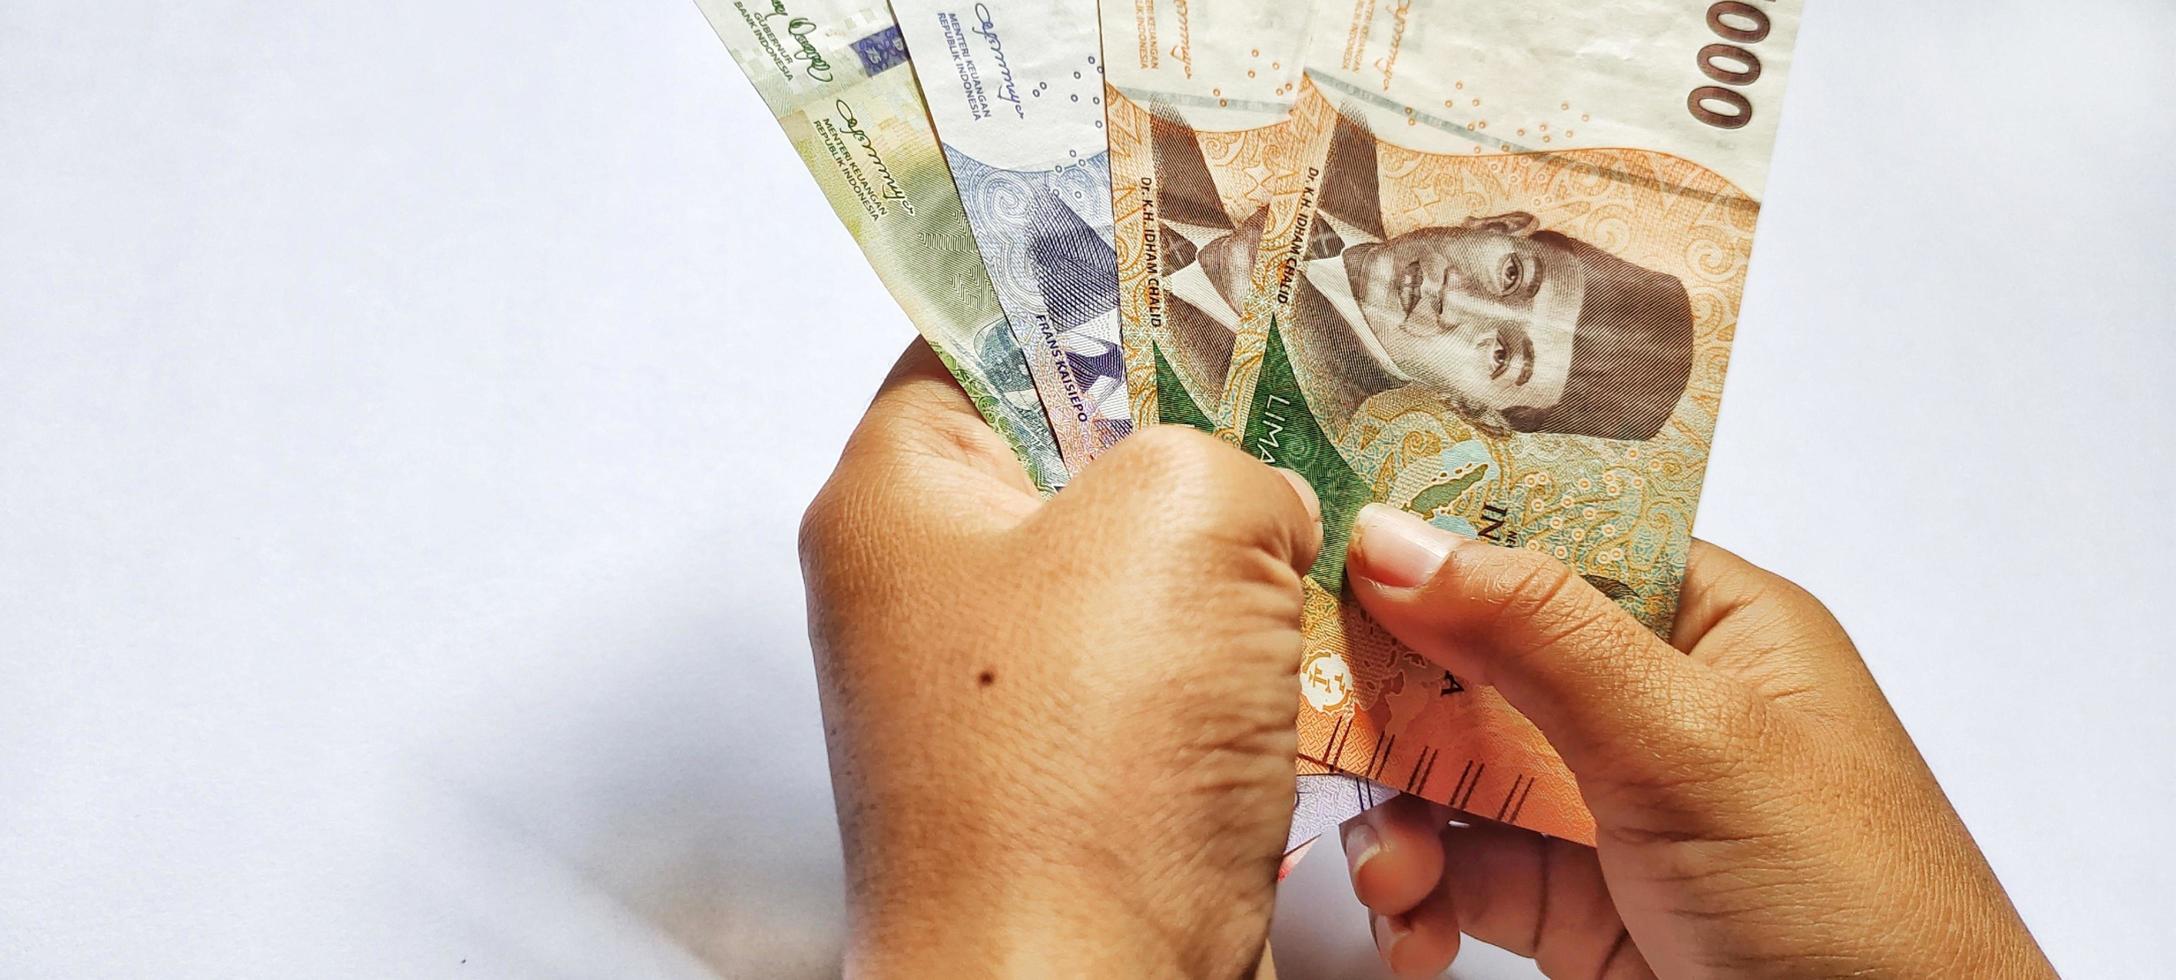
[1240,78,1772,842]
[1229,109,1702,451]
[1118,111,1271,426]
[1102,0,1319,431]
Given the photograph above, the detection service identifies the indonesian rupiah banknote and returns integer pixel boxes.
[1102,1,1318,432]
[694,0,1067,491]
[1103,3,1403,853]
[1235,0,1802,843]
[890,0,1132,472]
[1285,765,1396,876]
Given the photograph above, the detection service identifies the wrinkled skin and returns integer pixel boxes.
[800,342,1321,977]
[1336,504,2055,979]
[799,341,2053,978]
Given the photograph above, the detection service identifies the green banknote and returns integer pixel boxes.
[695,0,1066,490]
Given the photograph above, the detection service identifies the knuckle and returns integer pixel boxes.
[1502,551,1580,608]
[1729,570,1862,666]
[1698,542,1847,636]
[796,460,902,575]
[1090,428,1220,523]
[1766,574,1844,632]
[1481,554,1588,637]
[1104,426,1287,532]
[796,480,854,568]
[1674,683,1776,759]
[859,397,957,461]
[1113,424,1229,478]
[1634,681,1793,797]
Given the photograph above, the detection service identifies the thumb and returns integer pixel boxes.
[1030,426,1323,578]
[1344,503,1774,798]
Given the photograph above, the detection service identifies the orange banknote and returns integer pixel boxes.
[1228,0,1802,843]
[1102,0,1318,432]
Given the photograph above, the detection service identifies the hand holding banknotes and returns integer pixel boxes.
[802,343,2054,979]
[800,342,1325,976]
[686,0,2070,974]
[1334,511,2058,978]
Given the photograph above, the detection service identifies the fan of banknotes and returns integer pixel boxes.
[697,0,1800,861]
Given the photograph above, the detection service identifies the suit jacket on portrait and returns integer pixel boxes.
[1149,109,1399,432]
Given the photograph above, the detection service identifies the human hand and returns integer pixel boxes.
[798,343,1321,977]
[1335,504,2054,978]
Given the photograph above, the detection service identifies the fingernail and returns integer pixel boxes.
[1274,467,1322,526]
[1341,817,1382,879]
[1371,913,1409,963]
[1350,502,1462,589]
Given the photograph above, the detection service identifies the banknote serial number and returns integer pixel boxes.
[1686,1,1776,130]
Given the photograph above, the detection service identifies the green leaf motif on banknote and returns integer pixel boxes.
[1244,0,1802,844]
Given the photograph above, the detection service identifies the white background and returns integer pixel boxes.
[2,2,2171,977]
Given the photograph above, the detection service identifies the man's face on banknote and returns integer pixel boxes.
[1341,212,1585,421]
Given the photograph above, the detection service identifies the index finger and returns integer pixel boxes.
[1670,539,1881,722]
[802,340,1044,568]
[840,339,1042,500]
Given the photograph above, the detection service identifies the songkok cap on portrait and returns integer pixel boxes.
[1502,233,1696,442]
